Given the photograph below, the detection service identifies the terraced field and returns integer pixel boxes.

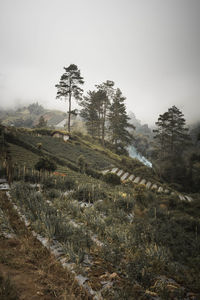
[3,129,200,299]
[8,143,40,168]
[15,132,116,169]
[7,179,200,299]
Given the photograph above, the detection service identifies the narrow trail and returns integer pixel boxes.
[0,191,91,300]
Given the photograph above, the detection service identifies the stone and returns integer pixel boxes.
[111,167,118,174]
[121,172,129,181]
[146,181,152,189]
[0,183,10,190]
[185,195,193,202]
[128,174,135,181]
[117,169,123,176]
[151,184,158,190]
[178,194,186,201]
[158,186,163,193]
[164,189,170,194]
[109,272,119,280]
[102,169,110,175]
[63,135,70,142]
[133,176,141,184]
[140,179,146,185]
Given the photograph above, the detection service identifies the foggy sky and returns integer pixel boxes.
[0,0,200,125]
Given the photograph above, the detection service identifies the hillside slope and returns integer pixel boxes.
[1,127,200,299]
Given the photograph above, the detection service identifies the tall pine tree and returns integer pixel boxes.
[55,64,84,132]
[95,80,115,146]
[153,105,190,159]
[108,88,134,153]
[80,90,100,138]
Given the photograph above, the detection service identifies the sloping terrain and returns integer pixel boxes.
[0,191,91,300]
[1,128,200,299]
[0,106,66,128]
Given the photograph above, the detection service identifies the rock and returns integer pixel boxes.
[185,195,193,202]
[128,174,135,181]
[121,172,129,181]
[0,183,10,190]
[140,179,146,185]
[158,186,163,193]
[146,181,152,189]
[109,272,119,280]
[102,169,110,175]
[133,176,141,184]
[117,169,123,176]
[76,274,88,285]
[111,168,118,174]
[151,184,158,190]
[178,194,186,201]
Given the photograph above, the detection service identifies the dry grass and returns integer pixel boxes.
[0,192,91,300]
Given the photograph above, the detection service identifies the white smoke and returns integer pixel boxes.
[128,145,152,168]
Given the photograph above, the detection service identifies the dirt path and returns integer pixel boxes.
[0,191,91,300]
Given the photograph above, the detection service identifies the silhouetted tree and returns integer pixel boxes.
[28,102,44,115]
[37,116,47,128]
[108,88,134,153]
[55,64,84,132]
[80,90,108,139]
[35,157,57,173]
[153,106,190,159]
[95,80,115,145]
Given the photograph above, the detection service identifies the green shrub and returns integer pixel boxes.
[46,189,60,199]
[35,157,57,172]
[77,155,87,173]
[114,195,134,213]
[134,185,146,203]
[42,176,76,191]
[24,173,39,183]
[85,167,101,179]
[72,183,106,203]
[103,172,121,185]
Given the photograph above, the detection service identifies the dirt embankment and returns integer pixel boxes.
[0,191,91,300]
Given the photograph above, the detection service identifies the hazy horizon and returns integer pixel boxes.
[0,0,200,126]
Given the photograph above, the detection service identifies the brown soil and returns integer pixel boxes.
[0,191,92,300]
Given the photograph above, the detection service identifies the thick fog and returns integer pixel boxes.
[0,0,200,125]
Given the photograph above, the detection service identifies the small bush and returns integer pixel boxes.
[77,155,87,173]
[42,176,76,191]
[46,189,60,199]
[35,157,57,172]
[114,195,134,213]
[103,173,121,185]
[24,173,38,183]
[85,167,101,179]
[72,184,106,203]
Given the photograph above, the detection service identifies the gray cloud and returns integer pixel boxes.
[0,0,200,125]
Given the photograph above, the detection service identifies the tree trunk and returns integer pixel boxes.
[101,102,106,147]
[68,92,71,133]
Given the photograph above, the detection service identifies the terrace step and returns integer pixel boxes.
[121,172,130,181]
[101,168,193,202]
[133,177,141,184]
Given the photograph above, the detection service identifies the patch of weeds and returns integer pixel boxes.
[72,183,106,203]
[102,173,121,185]
[0,273,19,300]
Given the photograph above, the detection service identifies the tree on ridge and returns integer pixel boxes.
[55,64,84,132]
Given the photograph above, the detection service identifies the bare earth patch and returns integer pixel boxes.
[0,191,91,300]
